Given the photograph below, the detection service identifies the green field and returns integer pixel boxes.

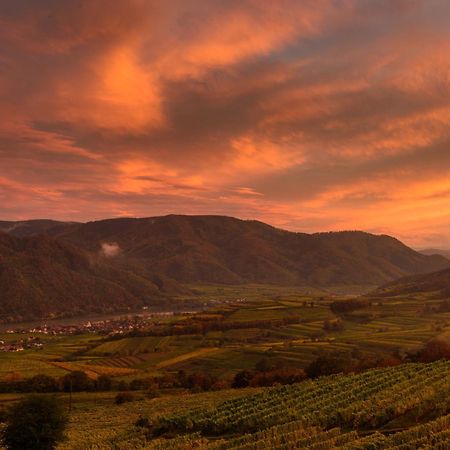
[1,285,449,381]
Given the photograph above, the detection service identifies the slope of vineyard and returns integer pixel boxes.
[1,362,447,449]
[147,415,450,449]
[152,360,450,449]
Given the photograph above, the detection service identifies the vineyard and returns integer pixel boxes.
[0,361,448,449]
[150,360,450,449]
[147,415,450,449]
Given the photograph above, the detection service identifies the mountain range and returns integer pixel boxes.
[0,215,449,321]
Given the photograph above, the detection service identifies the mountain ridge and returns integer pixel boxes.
[1,215,448,286]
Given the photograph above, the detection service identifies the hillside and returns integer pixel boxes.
[1,362,446,449]
[0,232,185,321]
[372,267,450,298]
[151,361,450,448]
[39,215,449,287]
[1,216,449,288]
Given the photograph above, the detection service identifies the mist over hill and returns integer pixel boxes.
[0,231,185,322]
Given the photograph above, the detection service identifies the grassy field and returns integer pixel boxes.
[0,284,449,382]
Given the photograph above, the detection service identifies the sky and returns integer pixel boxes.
[0,0,449,249]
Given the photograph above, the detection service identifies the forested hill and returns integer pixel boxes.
[2,215,448,287]
[0,232,184,321]
[371,267,450,298]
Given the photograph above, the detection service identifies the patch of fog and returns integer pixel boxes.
[100,242,121,257]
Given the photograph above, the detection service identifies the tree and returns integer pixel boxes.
[306,353,352,378]
[417,339,450,363]
[232,370,253,388]
[26,375,59,393]
[1,395,68,450]
[61,371,92,392]
[95,374,112,391]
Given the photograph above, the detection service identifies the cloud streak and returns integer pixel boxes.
[0,0,449,248]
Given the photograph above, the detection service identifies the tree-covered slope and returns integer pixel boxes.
[0,232,183,321]
[372,267,450,298]
[52,215,450,286]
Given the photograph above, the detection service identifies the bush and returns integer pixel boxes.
[146,384,160,399]
[115,391,134,405]
[306,353,352,378]
[1,395,68,450]
[134,416,150,428]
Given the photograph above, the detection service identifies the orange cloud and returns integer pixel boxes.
[0,0,449,249]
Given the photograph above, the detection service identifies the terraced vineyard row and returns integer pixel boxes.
[147,414,450,449]
[156,360,450,436]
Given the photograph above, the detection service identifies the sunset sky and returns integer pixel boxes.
[0,0,449,249]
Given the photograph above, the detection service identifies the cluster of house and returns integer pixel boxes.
[0,310,207,352]
[0,336,43,352]
[2,311,181,341]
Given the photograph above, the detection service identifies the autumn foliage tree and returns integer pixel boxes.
[417,339,450,363]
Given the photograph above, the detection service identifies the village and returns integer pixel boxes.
[0,311,180,352]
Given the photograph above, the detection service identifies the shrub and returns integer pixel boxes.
[115,391,135,405]
[134,416,150,428]
[146,384,160,399]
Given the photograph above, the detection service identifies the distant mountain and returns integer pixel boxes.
[371,267,450,299]
[0,232,185,322]
[419,248,450,259]
[19,214,447,287]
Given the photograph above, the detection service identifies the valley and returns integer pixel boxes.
[0,282,448,384]
[0,217,449,449]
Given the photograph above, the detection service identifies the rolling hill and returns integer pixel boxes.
[0,232,185,321]
[4,215,448,287]
[371,266,450,298]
